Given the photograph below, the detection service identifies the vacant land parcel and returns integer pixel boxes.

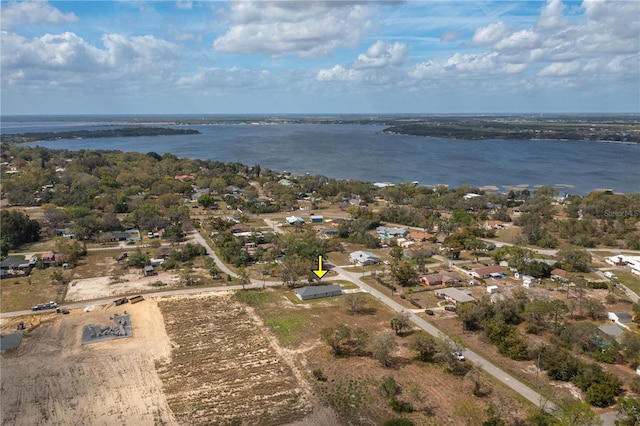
[156,293,313,426]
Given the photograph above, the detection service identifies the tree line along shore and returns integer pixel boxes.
[0,126,200,144]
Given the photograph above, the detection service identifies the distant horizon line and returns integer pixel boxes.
[2,112,639,118]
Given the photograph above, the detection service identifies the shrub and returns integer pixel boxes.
[312,368,326,381]
[382,419,414,426]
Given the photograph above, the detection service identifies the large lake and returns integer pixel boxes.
[3,118,639,195]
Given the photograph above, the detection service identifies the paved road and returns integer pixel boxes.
[331,264,557,413]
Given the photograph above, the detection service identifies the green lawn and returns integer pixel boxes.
[615,270,640,296]
[264,312,307,344]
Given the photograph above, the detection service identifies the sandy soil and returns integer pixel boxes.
[65,272,181,302]
[0,299,177,426]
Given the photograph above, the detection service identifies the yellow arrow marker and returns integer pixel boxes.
[312,255,328,280]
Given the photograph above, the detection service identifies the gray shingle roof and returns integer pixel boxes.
[295,285,342,298]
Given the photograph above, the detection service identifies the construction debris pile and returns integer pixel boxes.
[82,314,132,345]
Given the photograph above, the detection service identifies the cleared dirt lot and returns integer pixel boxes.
[0,299,177,426]
[65,272,181,301]
[0,292,325,426]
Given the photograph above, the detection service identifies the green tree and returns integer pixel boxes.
[553,398,602,426]
[320,324,352,356]
[409,331,438,362]
[390,312,411,336]
[198,193,216,208]
[465,236,487,262]
[390,260,418,287]
[620,330,640,362]
[556,246,592,273]
[371,331,397,367]
[237,266,250,289]
[128,249,149,268]
[0,210,41,250]
[615,397,640,426]
[345,293,368,315]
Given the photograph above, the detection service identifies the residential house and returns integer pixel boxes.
[409,231,435,242]
[483,220,509,230]
[286,216,306,225]
[608,312,634,330]
[471,265,505,279]
[605,255,640,276]
[349,251,380,266]
[41,252,56,265]
[0,257,31,277]
[376,226,409,239]
[419,272,457,286]
[295,285,342,301]
[232,223,252,234]
[435,287,475,305]
[598,325,625,343]
[551,268,568,282]
[191,187,211,201]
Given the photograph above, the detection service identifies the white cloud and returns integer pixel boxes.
[470,22,511,46]
[317,41,408,85]
[1,30,179,84]
[536,0,566,30]
[352,41,408,69]
[1,0,79,30]
[494,29,541,52]
[538,61,581,77]
[317,65,364,82]
[213,1,374,57]
[177,66,273,88]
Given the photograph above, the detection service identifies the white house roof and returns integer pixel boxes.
[349,250,380,261]
[608,311,633,323]
[435,287,475,303]
[286,216,305,224]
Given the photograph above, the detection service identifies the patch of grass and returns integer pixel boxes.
[264,312,307,344]
[235,289,276,305]
[615,270,640,296]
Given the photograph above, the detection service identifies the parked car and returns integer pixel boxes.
[444,306,456,312]
[453,352,465,361]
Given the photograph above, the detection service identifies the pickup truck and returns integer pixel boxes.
[31,301,58,311]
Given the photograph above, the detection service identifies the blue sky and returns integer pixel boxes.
[1,0,638,114]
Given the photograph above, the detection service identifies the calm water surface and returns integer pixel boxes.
[3,119,639,195]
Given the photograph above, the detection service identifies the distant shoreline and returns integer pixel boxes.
[0,126,201,144]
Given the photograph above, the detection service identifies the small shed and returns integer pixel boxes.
[522,275,536,287]
[309,215,324,223]
[295,285,342,301]
[487,285,499,294]
[143,265,156,276]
